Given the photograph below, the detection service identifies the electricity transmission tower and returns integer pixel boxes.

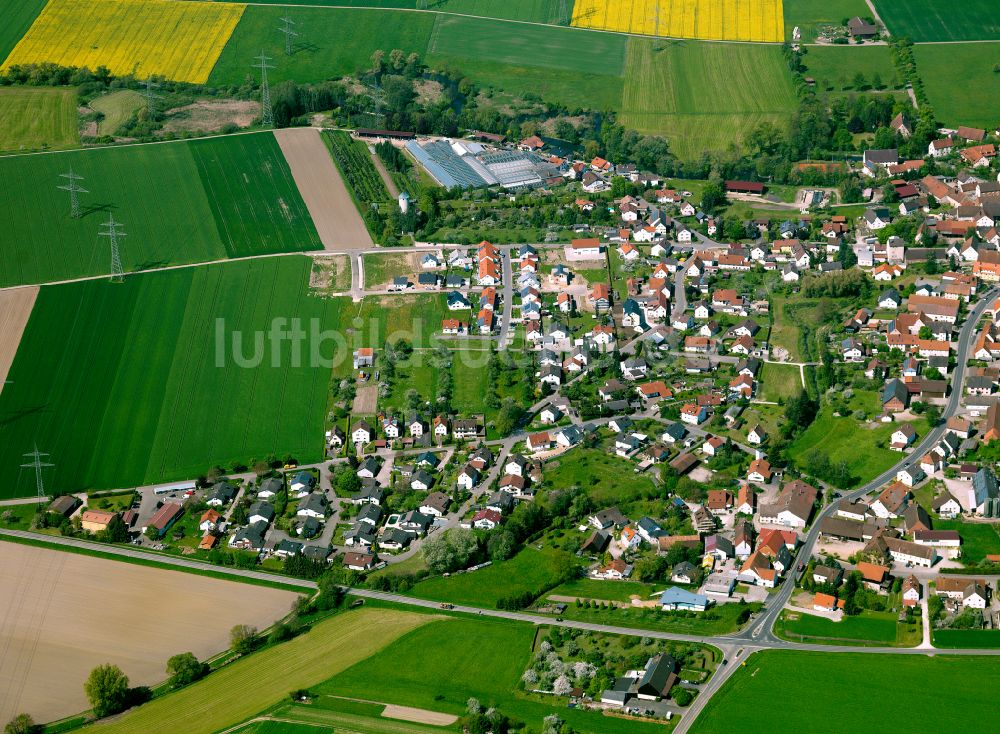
[278,15,298,56]
[99,215,126,282]
[416,0,428,9]
[142,77,162,115]
[363,78,387,128]
[253,51,275,128]
[57,167,87,219]
[21,446,53,505]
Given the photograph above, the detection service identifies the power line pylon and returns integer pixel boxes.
[99,215,126,282]
[21,446,53,505]
[278,15,298,56]
[558,0,569,25]
[57,167,87,219]
[253,51,275,128]
[142,77,163,116]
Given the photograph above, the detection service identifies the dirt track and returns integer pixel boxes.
[273,128,373,250]
[0,287,38,394]
[0,544,296,723]
[382,704,458,726]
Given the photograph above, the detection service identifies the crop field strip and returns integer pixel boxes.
[2,0,245,84]
[0,132,320,287]
[0,256,345,495]
[572,0,783,42]
[619,37,797,158]
[871,0,1000,42]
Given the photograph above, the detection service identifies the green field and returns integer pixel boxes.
[317,617,666,734]
[549,577,660,602]
[932,629,1000,649]
[0,0,48,60]
[89,89,145,136]
[0,132,321,287]
[915,43,1000,128]
[872,0,1000,41]
[426,14,625,111]
[408,546,577,607]
[693,651,1000,733]
[0,257,345,495]
[776,610,906,645]
[759,362,803,402]
[84,609,428,734]
[209,7,435,86]
[0,86,78,152]
[782,0,870,42]
[800,45,899,92]
[542,448,658,507]
[619,39,798,159]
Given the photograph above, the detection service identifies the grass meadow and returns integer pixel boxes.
[210,0,564,23]
[89,89,145,137]
[0,132,320,287]
[692,651,1000,732]
[84,609,428,734]
[408,546,578,607]
[932,629,1000,649]
[872,0,1000,41]
[776,610,911,645]
[915,43,1000,128]
[933,520,1000,564]
[0,86,78,152]
[758,362,803,402]
[0,257,344,495]
[1,0,245,84]
[787,409,927,486]
[800,45,900,92]
[209,6,435,86]
[317,617,667,734]
[619,38,798,159]
[425,14,626,111]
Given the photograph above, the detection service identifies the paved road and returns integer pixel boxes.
[497,249,515,350]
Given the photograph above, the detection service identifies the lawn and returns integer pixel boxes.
[408,546,578,607]
[316,617,667,734]
[915,43,1000,129]
[209,6,435,86]
[759,362,803,402]
[84,608,429,734]
[551,599,759,636]
[776,610,908,645]
[89,89,144,137]
[933,520,1000,565]
[619,38,798,159]
[787,409,923,486]
[872,0,1000,41]
[800,45,900,92]
[2,0,245,84]
[0,132,321,287]
[0,257,347,496]
[0,0,48,61]
[0,86,78,152]
[782,0,869,41]
[541,448,659,508]
[691,651,1000,733]
[769,294,842,361]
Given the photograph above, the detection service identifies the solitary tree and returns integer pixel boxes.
[166,652,208,688]
[230,625,258,655]
[84,664,130,718]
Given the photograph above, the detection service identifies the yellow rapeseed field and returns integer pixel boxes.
[1,0,246,84]
[572,0,784,43]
